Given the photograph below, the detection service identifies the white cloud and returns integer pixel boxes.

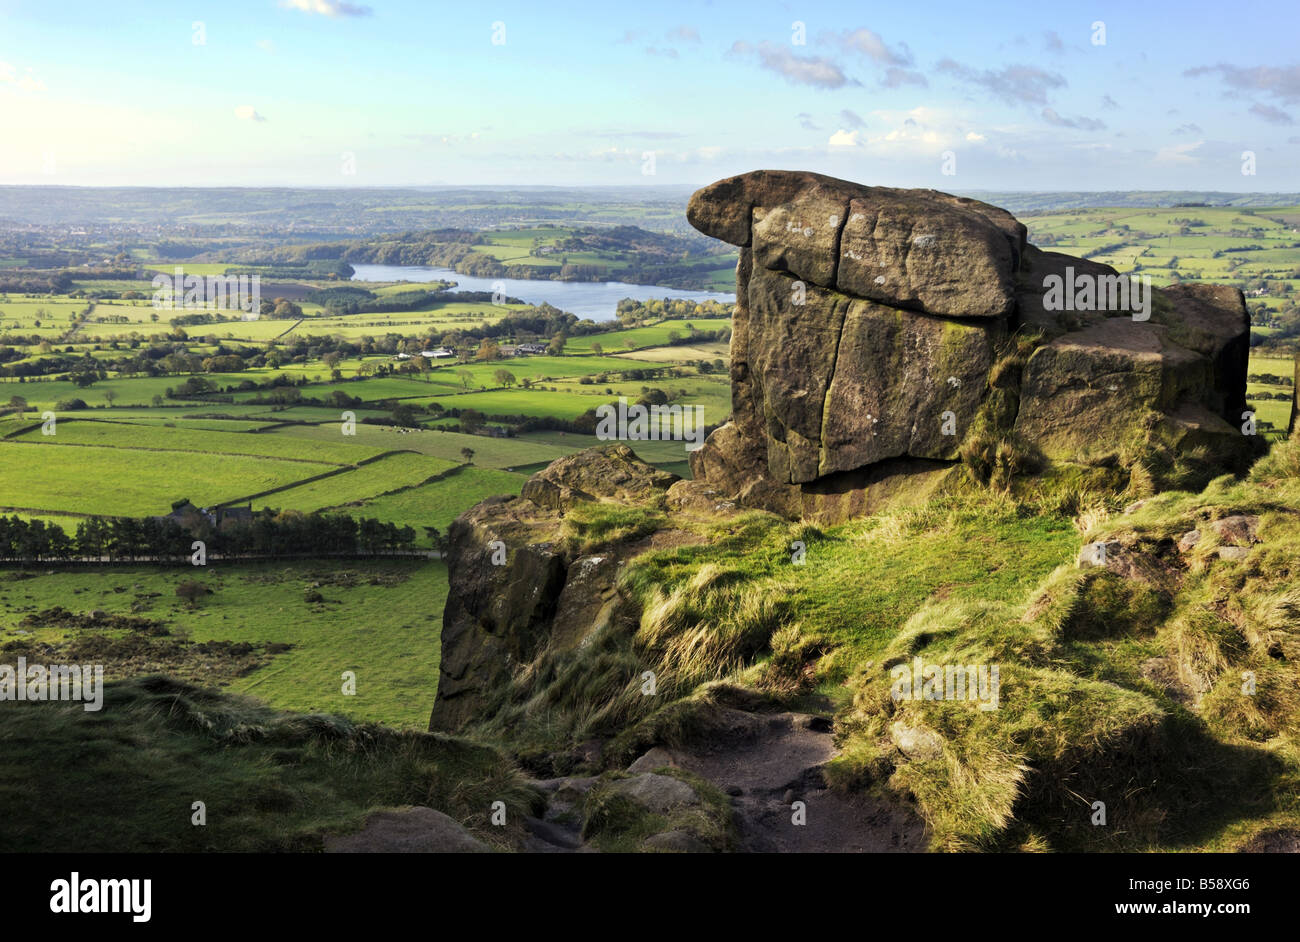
[821,106,1005,161]
[280,0,373,18]
[234,105,268,122]
[0,61,47,92]
[1153,140,1203,165]
[730,40,855,89]
[826,28,912,66]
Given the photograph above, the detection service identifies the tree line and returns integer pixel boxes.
[0,510,423,563]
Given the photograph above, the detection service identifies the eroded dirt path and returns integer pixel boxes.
[664,707,928,852]
[331,705,928,853]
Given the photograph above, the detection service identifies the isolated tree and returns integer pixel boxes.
[590,342,603,356]
[458,369,474,390]
[103,390,116,406]
[460,447,475,464]
[493,369,516,388]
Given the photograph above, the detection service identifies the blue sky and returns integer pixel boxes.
[1,0,1297,190]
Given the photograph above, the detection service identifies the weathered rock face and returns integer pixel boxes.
[687,169,1027,318]
[686,170,1255,519]
[1014,318,1218,461]
[430,445,678,732]
[432,497,567,731]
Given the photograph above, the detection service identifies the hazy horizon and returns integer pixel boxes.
[2,0,1297,190]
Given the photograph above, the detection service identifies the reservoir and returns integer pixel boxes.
[350,264,733,322]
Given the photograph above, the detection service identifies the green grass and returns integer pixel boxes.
[1246,350,1294,436]
[0,559,446,728]
[563,320,728,354]
[340,467,528,536]
[0,674,537,851]
[6,417,390,465]
[271,423,576,469]
[250,452,458,512]
[0,440,338,516]
[412,388,619,420]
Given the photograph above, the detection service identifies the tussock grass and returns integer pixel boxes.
[462,435,1300,851]
[635,564,792,691]
[0,675,539,851]
[561,502,666,554]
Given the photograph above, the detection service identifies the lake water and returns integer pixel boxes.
[349,264,733,322]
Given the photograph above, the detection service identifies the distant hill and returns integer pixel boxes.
[958,191,1300,214]
[2,184,1299,236]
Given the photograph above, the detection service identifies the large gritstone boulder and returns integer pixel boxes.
[683,170,1256,520]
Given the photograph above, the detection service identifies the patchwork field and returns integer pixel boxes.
[254,451,458,513]
[0,302,726,730]
[340,467,529,537]
[1020,206,1300,326]
[0,440,338,517]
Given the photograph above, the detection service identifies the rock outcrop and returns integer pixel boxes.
[430,170,1262,745]
[430,444,680,731]
[684,170,1256,521]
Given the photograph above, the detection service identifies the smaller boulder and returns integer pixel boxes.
[324,807,489,853]
[1209,514,1260,546]
[610,773,701,813]
[626,746,681,774]
[890,720,944,760]
[522,444,678,511]
[1078,541,1121,567]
